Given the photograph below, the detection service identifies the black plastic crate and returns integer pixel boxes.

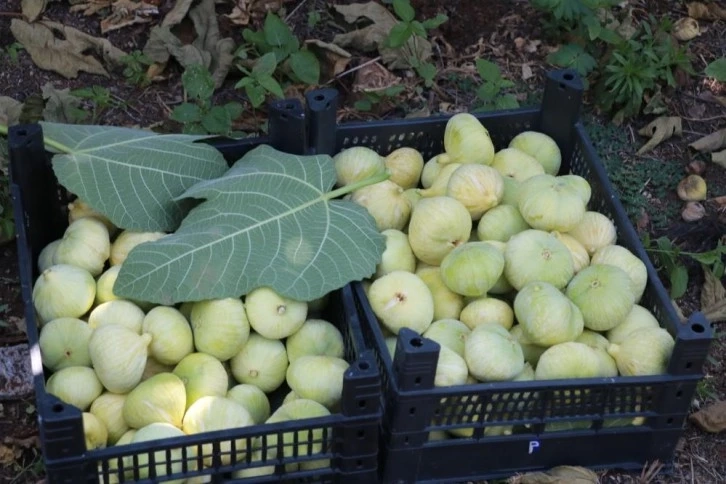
[318,70,713,482]
[7,93,382,483]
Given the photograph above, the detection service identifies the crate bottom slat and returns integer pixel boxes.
[380,427,684,483]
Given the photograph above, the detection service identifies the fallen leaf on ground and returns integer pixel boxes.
[224,0,290,26]
[636,117,683,155]
[161,0,195,27]
[0,97,23,127]
[615,7,638,40]
[332,2,393,52]
[21,0,57,22]
[0,444,20,466]
[225,3,251,25]
[687,2,726,20]
[701,268,726,322]
[305,39,353,80]
[352,59,400,92]
[701,270,726,308]
[68,0,113,17]
[143,0,234,88]
[521,63,534,80]
[405,106,431,119]
[10,19,126,78]
[332,1,431,70]
[712,149,726,168]
[514,37,541,53]
[689,401,726,433]
[100,0,158,34]
[41,83,87,123]
[514,465,599,483]
[689,128,726,153]
[673,17,701,41]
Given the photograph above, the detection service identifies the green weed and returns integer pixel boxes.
[171,64,244,136]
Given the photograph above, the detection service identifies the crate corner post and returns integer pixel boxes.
[537,69,584,172]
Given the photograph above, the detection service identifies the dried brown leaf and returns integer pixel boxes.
[41,83,86,123]
[689,128,726,153]
[703,299,726,323]
[332,1,431,70]
[689,400,726,432]
[69,0,112,17]
[0,97,23,127]
[405,106,431,119]
[142,0,234,88]
[521,63,534,80]
[224,0,288,25]
[687,2,726,20]
[21,0,50,22]
[636,117,683,155]
[701,268,726,320]
[515,465,599,483]
[616,7,638,40]
[0,444,20,466]
[332,2,396,53]
[225,3,251,25]
[713,149,726,169]
[305,39,352,80]
[353,60,400,92]
[162,0,195,27]
[10,19,126,79]
[100,0,157,34]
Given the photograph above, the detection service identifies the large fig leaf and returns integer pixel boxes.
[43,122,229,232]
[114,145,386,304]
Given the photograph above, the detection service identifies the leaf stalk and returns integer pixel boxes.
[325,171,391,200]
[0,124,73,154]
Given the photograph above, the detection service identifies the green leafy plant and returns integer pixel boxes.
[171,64,243,136]
[705,57,726,81]
[237,11,320,103]
[3,42,24,64]
[383,0,448,87]
[119,50,154,87]
[546,44,597,78]
[533,1,695,123]
[235,52,285,108]
[595,18,694,122]
[70,86,125,124]
[354,85,406,112]
[472,59,520,111]
[19,122,387,305]
[643,235,726,299]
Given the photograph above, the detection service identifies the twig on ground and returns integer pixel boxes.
[285,0,310,22]
[679,114,726,122]
[328,56,383,85]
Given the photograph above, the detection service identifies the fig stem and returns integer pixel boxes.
[325,171,390,201]
[0,124,72,154]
